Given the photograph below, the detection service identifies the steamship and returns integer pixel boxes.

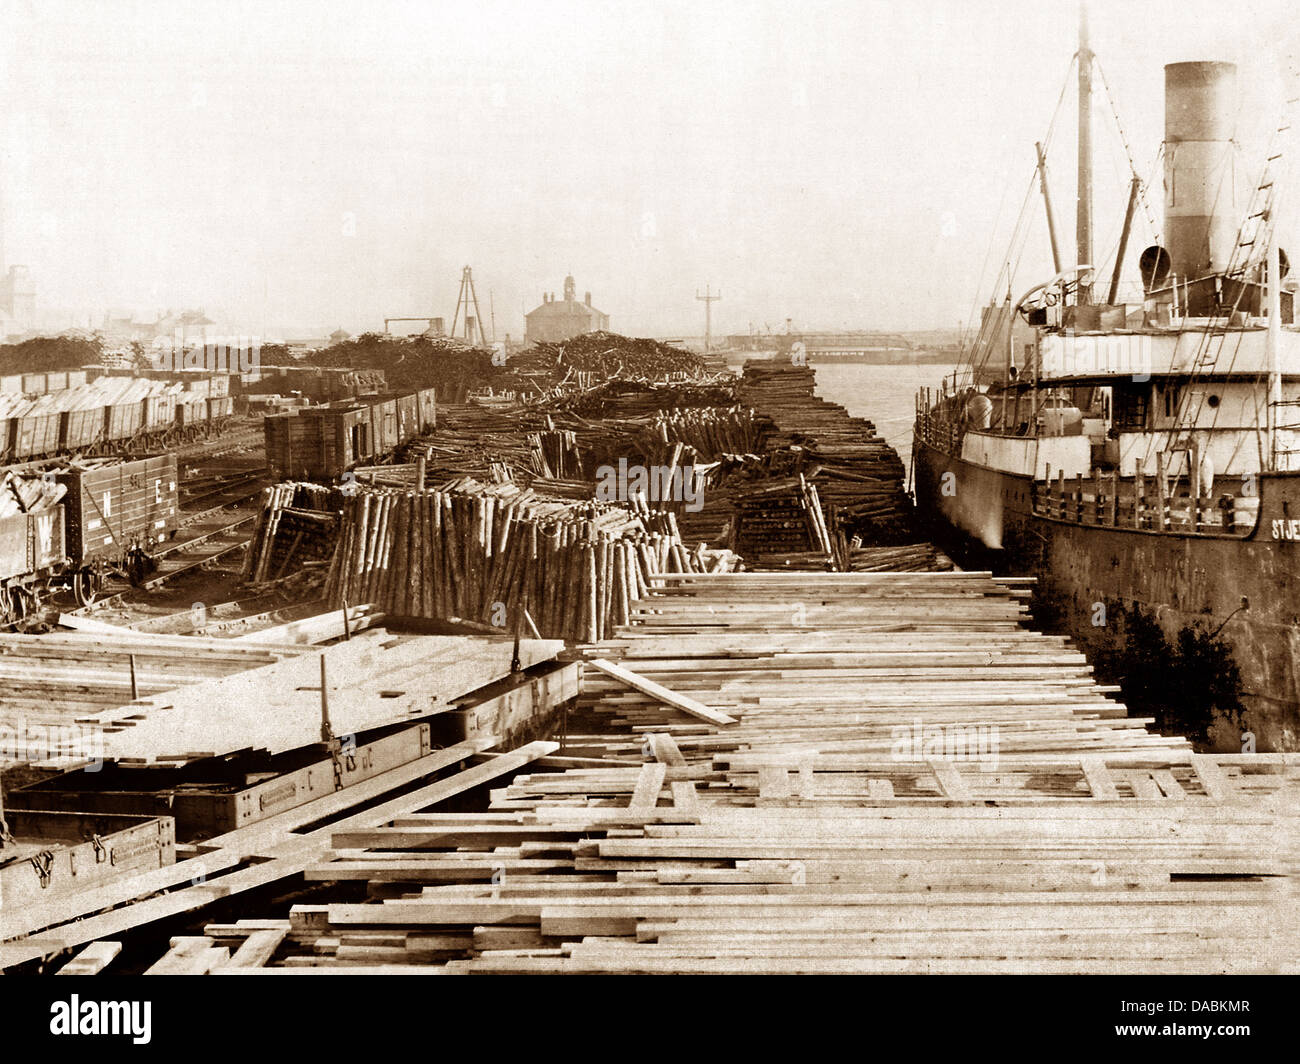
[913,22,1300,751]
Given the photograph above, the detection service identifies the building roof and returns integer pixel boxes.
[526,298,606,320]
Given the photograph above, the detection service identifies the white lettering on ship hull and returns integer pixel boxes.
[1272,518,1300,540]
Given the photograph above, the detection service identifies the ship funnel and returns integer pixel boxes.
[1163,61,1239,312]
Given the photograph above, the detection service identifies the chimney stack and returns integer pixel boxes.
[585,291,591,306]
[1163,61,1239,312]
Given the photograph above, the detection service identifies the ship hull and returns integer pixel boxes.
[914,436,1300,751]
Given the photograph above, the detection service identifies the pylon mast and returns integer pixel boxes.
[450,266,488,346]
[696,284,722,352]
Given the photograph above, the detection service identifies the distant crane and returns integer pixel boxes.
[451,266,488,346]
[696,284,722,353]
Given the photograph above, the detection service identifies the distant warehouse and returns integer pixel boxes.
[524,275,609,344]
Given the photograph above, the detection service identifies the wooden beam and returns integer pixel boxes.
[585,658,736,726]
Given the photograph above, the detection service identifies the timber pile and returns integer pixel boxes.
[750,542,953,572]
[243,482,341,584]
[734,361,913,545]
[548,378,738,419]
[222,573,1298,973]
[0,469,66,518]
[323,480,738,641]
[0,629,306,775]
[18,627,562,773]
[305,334,502,405]
[507,332,707,386]
[397,404,552,483]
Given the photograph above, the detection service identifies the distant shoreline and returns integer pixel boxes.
[720,350,958,366]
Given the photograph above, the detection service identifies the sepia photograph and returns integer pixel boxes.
[0,0,1295,1043]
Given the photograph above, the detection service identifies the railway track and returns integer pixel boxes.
[57,437,272,616]
[63,507,261,615]
[179,470,270,525]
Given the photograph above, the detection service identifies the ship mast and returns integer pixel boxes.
[1267,219,1282,470]
[1076,2,1093,305]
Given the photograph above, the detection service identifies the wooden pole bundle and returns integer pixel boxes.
[244,482,341,584]
[324,480,739,642]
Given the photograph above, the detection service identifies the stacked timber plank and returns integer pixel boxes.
[225,572,1298,974]
[398,404,552,483]
[323,479,737,642]
[750,542,953,572]
[56,630,562,768]
[0,738,563,962]
[0,630,305,770]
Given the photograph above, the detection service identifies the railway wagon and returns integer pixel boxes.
[0,505,66,618]
[416,387,437,433]
[105,399,144,443]
[57,454,179,597]
[208,395,234,420]
[263,405,366,480]
[263,388,436,480]
[12,412,63,460]
[142,393,178,434]
[61,406,108,452]
[368,396,400,454]
[395,392,418,442]
[175,395,209,440]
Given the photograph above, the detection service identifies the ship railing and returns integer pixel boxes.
[914,391,964,454]
[1031,469,1258,536]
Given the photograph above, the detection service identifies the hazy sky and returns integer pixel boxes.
[2,0,1298,339]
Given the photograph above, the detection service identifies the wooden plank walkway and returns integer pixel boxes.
[137,571,1298,974]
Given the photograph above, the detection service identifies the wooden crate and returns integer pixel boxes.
[9,724,432,838]
[0,809,175,912]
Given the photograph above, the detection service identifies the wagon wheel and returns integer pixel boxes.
[125,549,154,587]
[10,585,34,621]
[0,587,14,625]
[72,567,103,606]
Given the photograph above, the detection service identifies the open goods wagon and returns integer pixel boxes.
[0,395,237,463]
[0,454,179,621]
[263,388,436,481]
